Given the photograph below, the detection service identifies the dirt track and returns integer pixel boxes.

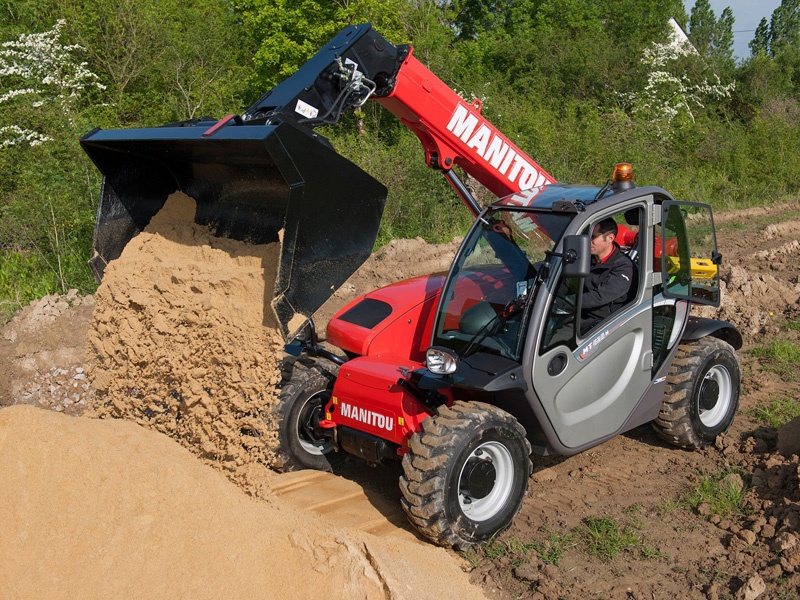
[1,202,800,598]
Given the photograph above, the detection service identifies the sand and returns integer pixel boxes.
[87,192,286,490]
[0,405,485,599]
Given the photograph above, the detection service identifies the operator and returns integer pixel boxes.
[580,217,637,334]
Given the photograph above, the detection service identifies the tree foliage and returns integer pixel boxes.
[0,0,799,317]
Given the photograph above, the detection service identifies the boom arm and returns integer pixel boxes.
[244,24,554,213]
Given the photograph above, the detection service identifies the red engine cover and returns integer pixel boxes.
[326,274,445,361]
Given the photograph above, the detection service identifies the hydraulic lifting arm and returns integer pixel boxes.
[243,24,555,215]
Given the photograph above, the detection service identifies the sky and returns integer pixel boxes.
[682,0,783,59]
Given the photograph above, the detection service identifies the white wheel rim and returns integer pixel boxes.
[296,392,334,456]
[458,441,515,522]
[698,364,733,428]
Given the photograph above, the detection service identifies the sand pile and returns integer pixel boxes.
[87,192,286,488]
[0,405,484,599]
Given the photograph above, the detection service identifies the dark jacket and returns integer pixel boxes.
[581,245,636,334]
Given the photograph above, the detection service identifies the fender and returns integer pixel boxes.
[681,316,742,350]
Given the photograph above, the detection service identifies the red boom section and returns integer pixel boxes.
[375,51,555,198]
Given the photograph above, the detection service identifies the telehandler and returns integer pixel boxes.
[81,24,741,548]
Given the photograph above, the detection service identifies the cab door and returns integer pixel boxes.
[531,201,654,450]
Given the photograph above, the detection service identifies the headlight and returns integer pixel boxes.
[426,347,458,375]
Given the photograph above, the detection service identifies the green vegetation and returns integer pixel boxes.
[469,529,577,567]
[3,0,800,315]
[528,531,576,566]
[752,340,800,381]
[578,516,642,563]
[747,397,800,429]
[686,468,748,518]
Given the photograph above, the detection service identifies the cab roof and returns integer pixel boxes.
[493,184,604,210]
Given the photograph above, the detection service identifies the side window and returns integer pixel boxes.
[661,201,720,306]
[578,208,642,336]
[541,275,580,352]
[540,206,643,352]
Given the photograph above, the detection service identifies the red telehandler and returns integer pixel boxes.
[82,24,741,548]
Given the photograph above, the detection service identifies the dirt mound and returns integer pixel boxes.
[0,291,95,410]
[87,192,286,489]
[0,405,483,600]
[694,215,800,337]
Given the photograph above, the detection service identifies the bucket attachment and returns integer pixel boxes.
[81,120,387,339]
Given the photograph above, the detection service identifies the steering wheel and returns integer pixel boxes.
[552,293,576,315]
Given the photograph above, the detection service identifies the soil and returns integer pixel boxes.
[1,201,800,599]
[86,192,285,491]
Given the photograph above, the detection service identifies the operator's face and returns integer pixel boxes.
[591,225,615,260]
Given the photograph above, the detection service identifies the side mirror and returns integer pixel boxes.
[562,235,591,278]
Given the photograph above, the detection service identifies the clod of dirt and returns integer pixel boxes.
[777,417,800,459]
[87,192,285,490]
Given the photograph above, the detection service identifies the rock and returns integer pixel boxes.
[735,574,765,600]
[777,417,800,459]
[532,467,558,483]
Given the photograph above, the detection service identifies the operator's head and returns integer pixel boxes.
[590,217,618,261]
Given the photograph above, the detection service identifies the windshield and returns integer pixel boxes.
[432,209,571,362]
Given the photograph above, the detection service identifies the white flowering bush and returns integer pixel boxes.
[0,20,104,149]
[621,38,735,136]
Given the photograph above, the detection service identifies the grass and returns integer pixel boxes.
[752,340,800,382]
[470,509,668,570]
[474,529,577,568]
[578,516,641,563]
[747,397,800,430]
[657,497,687,517]
[528,531,576,566]
[685,468,748,519]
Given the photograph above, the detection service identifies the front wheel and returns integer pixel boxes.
[273,356,344,472]
[400,401,532,549]
[652,337,741,449]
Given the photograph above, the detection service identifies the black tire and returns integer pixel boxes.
[274,355,344,472]
[652,337,741,449]
[399,401,532,549]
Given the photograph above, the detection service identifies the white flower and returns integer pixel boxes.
[1,20,103,148]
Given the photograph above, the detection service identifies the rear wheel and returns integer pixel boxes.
[652,337,740,449]
[400,401,531,549]
[274,356,344,471]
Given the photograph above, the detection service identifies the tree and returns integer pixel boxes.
[750,17,771,56]
[231,0,406,92]
[49,0,252,124]
[621,31,735,135]
[770,0,800,54]
[0,20,103,148]
[450,0,512,40]
[746,0,800,57]
[688,0,734,68]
